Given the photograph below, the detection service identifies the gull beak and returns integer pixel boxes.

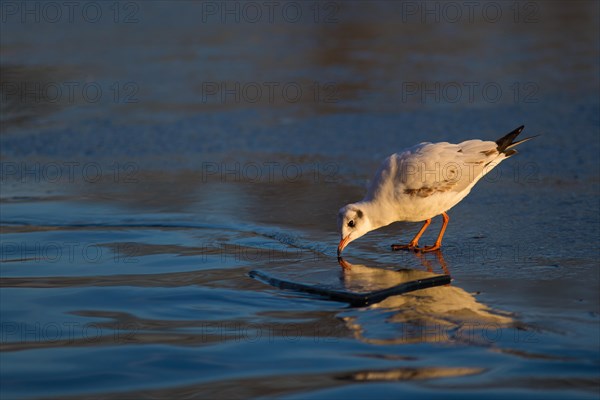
[337,235,350,257]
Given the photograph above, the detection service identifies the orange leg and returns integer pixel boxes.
[415,212,450,253]
[391,218,431,251]
[391,213,450,253]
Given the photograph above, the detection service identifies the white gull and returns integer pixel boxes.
[337,125,537,256]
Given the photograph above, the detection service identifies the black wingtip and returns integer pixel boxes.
[496,125,525,153]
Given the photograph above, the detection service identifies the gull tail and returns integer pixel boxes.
[495,125,539,157]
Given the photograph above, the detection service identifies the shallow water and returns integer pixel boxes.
[1,2,599,399]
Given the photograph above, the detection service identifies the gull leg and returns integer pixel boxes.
[416,212,449,253]
[391,218,431,251]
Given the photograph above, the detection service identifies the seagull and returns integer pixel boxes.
[337,125,537,256]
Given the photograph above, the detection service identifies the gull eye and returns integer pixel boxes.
[347,220,355,228]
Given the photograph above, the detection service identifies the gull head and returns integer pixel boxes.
[337,203,372,257]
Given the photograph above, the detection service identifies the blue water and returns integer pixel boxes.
[1,2,599,399]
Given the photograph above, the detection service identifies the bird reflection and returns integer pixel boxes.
[339,250,449,275]
[336,252,514,346]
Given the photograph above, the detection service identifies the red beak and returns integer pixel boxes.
[337,235,350,257]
